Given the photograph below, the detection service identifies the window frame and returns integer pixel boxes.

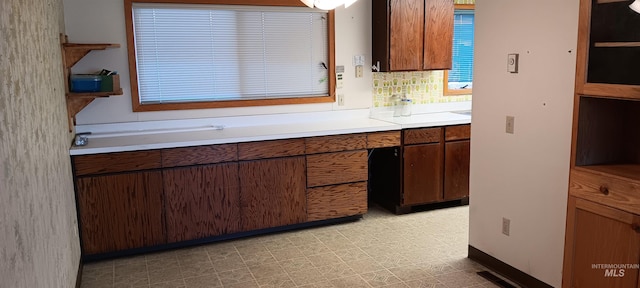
[124,0,336,112]
[444,4,474,96]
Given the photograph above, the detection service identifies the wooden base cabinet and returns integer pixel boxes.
[305,134,370,221]
[444,139,470,201]
[163,163,240,243]
[72,132,391,258]
[370,125,470,214]
[76,171,165,255]
[402,125,471,206]
[563,196,640,288]
[239,157,307,231]
[403,143,443,205]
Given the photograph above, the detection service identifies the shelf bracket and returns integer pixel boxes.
[60,34,122,132]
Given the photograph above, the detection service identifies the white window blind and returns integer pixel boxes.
[132,3,329,104]
[448,9,474,90]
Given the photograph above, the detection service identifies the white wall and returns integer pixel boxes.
[469,0,579,286]
[63,0,373,125]
[0,0,81,287]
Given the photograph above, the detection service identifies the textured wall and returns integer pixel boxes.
[0,0,81,287]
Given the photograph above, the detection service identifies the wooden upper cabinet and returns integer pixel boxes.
[423,0,454,70]
[372,0,453,72]
[575,0,640,98]
[389,0,425,71]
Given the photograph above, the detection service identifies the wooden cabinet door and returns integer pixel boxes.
[239,157,307,231]
[423,0,454,70]
[389,0,424,71]
[403,143,443,205]
[163,163,240,242]
[564,197,640,288]
[76,171,165,255]
[444,140,470,201]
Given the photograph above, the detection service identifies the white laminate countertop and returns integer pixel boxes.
[70,107,472,156]
[370,111,471,129]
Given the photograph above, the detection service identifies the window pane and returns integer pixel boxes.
[132,3,328,104]
[448,10,474,90]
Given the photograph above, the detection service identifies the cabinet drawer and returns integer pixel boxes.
[445,125,471,141]
[305,134,366,154]
[569,168,640,215]
[238,139,305,161]
[307,150,368,187]
[307,182,368,221]
[367,131,401,148]
[73,150,162,176]
[403,127,442,145]
[162,144,237,168]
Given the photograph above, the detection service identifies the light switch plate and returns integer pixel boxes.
[502,218,511,236]
[506,116,515,134]
[508,54,519,73]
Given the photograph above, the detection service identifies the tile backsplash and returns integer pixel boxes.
[372,71,472,108]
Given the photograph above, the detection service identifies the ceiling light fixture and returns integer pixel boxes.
[300,0,358,10]
[631,0,640,14]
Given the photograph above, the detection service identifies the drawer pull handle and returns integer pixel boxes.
[599,185,609,195]
[632,224,640,233]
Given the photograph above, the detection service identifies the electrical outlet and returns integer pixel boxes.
[337,94,345,106]
[336,73,344,89]
[506,116,515,134]
[502,217,511,236]
[355,65,363,78]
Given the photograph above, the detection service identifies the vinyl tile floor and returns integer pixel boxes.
[81,204,516,288]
